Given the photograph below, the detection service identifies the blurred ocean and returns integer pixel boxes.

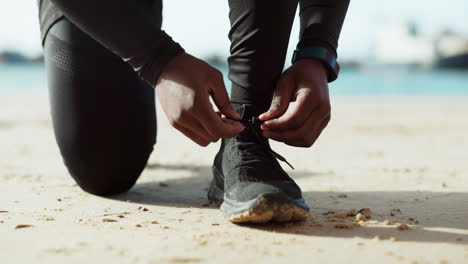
[1,64,468,96]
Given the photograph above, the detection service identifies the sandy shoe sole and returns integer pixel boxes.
[221,194,309,224]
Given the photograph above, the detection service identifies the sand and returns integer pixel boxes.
[1,94,468,264]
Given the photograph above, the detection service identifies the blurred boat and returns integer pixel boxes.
[435,33,468,69]
[364,22,468,70]
[368,22,435,70]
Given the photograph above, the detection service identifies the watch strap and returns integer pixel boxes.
[292,46,340,82]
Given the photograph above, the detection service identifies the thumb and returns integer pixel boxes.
[209,73,240,120]
[259,74,295,121]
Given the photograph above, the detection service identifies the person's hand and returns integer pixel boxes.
[156,53,244,146]
[259,59,331,147]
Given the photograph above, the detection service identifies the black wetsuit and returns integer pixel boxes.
[37,0,349,195]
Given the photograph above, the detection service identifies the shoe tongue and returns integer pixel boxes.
[236,104,266,120]
[235,104,265,142]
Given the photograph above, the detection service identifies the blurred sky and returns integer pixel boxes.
[0,0,467,60]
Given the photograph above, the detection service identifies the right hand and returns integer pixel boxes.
[156,53,244,146]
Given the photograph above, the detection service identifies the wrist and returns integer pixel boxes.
[292,46,340,82]
[160,52,186,75]
[292,59,328,83]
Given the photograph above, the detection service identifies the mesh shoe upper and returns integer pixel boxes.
[211,104,304,203]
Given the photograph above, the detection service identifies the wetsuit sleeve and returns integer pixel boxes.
[48,0,184,86]
[298,0,350,58]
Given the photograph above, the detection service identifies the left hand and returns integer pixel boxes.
[259,59,331,147]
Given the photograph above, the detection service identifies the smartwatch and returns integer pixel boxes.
[291,46,340,82]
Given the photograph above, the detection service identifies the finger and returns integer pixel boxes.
[259,75,295,121]
[316,114,331,137]
[192,118,220,143]
[263,111,330,147]
[262,90,316,131]
[299,113,331,147]
[202,110,245,138]
[197,100,244,139]
[209,73,240,120]
[221,117,242,125]
[173,122,213,147]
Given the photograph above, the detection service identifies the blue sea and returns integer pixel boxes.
[1,64,468,96]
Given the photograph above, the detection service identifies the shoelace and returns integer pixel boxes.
[227,116,294,170]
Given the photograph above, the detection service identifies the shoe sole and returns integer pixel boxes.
[221,192,309,224]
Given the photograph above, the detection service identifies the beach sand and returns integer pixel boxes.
[1,95,467,263]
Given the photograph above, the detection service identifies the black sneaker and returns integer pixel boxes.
[208,104,309,223]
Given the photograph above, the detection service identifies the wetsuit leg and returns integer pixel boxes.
[227,0,299,111]
[44,18,157,196]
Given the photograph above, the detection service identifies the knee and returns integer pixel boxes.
[60,143,153,196]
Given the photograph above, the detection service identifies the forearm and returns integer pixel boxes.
[298,0,350,57]
[48,0,184,85]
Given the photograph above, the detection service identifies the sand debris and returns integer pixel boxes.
[322,210,336,216]
[137,206,149,212]
[117,215,125,218]
[101,212,130,217]
[324,209,357,218]
[135,224,142,228]
[355,208,372,221]
[159,182,169,187]
[39,216,55,221]
[15,224,33,229]
[323,209,371,228]
[358,208,371,215]
[211,223,220,226]
[390,208,401,216]
[0,211,8,213]
[334,223,358,229]
[373,235,383,240]
[337,194,348,198]
[456,237,464,241]
[355,213,366,221]
[151,221,159,224]
[43,247,74,255]
[397,223,410,231]
[102,218,117,223]
[167,257,203,263]
[408,217,420,224]
[336,209,357,218]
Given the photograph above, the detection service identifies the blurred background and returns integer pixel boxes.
[0,0,467,96]
[2,2,468,262]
